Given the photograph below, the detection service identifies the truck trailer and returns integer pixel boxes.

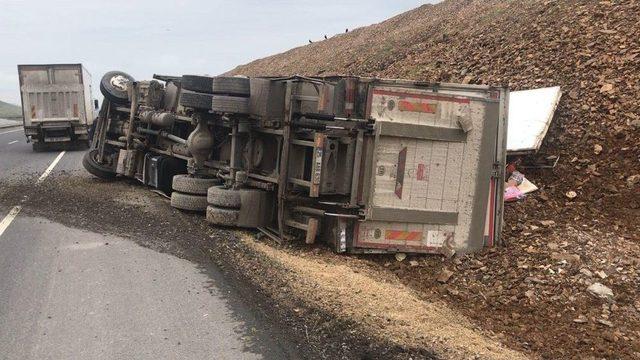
[18,64,96,151]
[84,71,508,255]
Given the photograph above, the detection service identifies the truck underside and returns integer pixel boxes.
[85,72,508,255]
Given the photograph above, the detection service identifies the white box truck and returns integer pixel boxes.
[86,71,508,255]
[18,64,96,151]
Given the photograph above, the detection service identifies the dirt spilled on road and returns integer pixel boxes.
[0,172,529,359]
[237,234,525,360]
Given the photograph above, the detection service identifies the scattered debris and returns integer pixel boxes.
[573,315,588,324]
[593,144,603,155]
[587,283,614,300]
[599,84,614,94]
[504,186,525,202]
[595,270,608,279]
[597,319,614,328]
[437,269,454,283]
[394,253,406,262]
[551,252,580,264]
[627,175,640,188]
[517,178,538,195]
[580,268,593,277]
[504,169,537,202]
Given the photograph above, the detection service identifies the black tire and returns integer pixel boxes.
[207,186,241,209]
[172,175,221,195]
[179,91,212,110]
[211,95,250,114]
[179,91,250,114]
[100,71,135,104]
[180,75,214,94]
[181,75,250,97]
[82,150,116,179]
[206,206,239,226]
[170,192,208,212]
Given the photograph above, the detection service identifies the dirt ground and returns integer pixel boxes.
[2,168,638,359]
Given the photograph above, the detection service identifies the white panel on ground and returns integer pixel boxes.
[507,86,561,154]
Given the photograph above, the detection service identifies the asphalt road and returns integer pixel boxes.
[0,128,294,359]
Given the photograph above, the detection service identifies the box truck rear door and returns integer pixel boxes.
[356,84,506,254]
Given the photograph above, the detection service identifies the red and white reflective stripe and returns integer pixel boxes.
[373,89,471,104]
[385,230,423,241]
[398,100,437,113]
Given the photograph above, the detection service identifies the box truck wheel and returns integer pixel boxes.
[170,192,208,212]
[171,175,221,195]
[207,186,241,209]
[179,91,249,114]
[100,71,135,104]
[82,150,116,179]
[181,75,250,97]
[205,206,239,227]
[209,95,250,114]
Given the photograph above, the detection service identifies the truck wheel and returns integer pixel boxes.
[206,206,239,226]
[211,95,250,114]
[170,192,208,212]
[172,175,220,195]
[207,186,241,209]
[100,71,135,104]
[179,91,211,110]
[180,91,249,114]
[82,150,116,179]
[182,75,250,97]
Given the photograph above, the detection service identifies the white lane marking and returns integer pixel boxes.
[0,206,22,237]
[0,128,22,135]
[36,151,66,184]
[0,150,65,238]
[8,140,18,145]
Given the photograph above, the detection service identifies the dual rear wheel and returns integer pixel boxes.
[169,176,269,228]
[178,76,250,114]
[170,175,220,211]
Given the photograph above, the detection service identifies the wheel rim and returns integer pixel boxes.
[110,75,130,92]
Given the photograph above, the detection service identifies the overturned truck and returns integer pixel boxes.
[84,71,508,254]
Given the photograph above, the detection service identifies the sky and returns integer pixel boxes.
[0,0,438,105]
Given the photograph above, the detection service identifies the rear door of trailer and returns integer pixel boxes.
[18,64,92,142]
[355,82,507,254]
